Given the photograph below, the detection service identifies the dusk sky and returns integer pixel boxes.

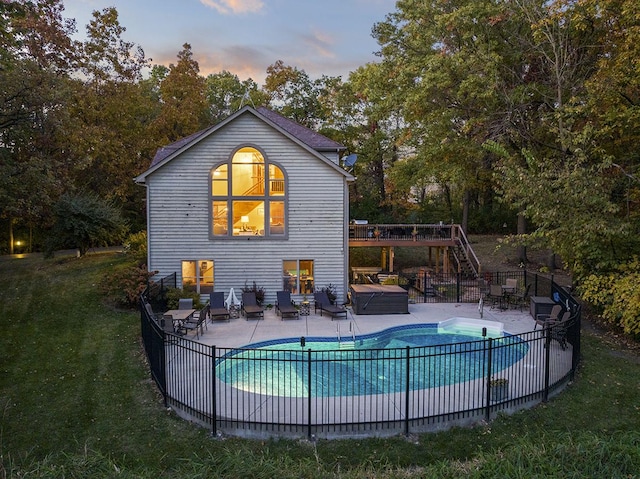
[63,0,398,84]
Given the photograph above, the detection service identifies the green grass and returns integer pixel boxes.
[1,252,639,478]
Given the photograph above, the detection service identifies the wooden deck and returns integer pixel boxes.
[348,223,480,276]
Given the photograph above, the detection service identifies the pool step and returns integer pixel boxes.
[339,341,355,350]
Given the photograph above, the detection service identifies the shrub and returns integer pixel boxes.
[45,192,128,257]
[242,281,266,305]
[318,284,337,303]
[164,288,203,310]
[122,231,147,266]
[101,264,157,309]
[580,258,640,336]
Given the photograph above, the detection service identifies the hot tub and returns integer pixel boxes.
[350,284,409,315]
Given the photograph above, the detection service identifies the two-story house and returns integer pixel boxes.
[134,106,354,305]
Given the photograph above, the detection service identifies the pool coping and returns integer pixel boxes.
[194,301,536,349]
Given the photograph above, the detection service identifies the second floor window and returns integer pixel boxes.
[211,147,286,238]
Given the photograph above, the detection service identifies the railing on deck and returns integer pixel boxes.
[349,223,481,277]
[140,272,580,440]
[349,223,456,241]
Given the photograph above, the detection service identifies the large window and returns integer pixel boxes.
[283,260,314,295]
[211,147,286,237]
[182,260,214,293]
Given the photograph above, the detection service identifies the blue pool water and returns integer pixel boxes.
[216,323,528,397]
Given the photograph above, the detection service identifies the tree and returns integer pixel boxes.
[150,43,210,143]
[371,0,524,230]
[340,63,407,222]
[45,193,128,257]
[65,7,154,216]
[263,60,329,129]
[0,0,79,253]
[205,71,267,123]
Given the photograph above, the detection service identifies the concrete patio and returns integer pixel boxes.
[193,301,537,348]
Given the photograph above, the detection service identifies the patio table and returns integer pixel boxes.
[164,308,196,333]
[164,309,196,321]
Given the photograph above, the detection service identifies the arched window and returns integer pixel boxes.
[211,146,286,237]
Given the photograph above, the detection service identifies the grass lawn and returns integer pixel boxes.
[1,252,639,478]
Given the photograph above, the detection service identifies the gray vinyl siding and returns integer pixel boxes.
[144,113,349,305]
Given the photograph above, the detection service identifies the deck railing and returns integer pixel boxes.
[349,223,481,276]
[349,223,456,241]
[140,272,581,439]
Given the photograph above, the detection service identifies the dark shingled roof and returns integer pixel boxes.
[147,106,344,169]
[256,106,345,152]
[149,127,213,167]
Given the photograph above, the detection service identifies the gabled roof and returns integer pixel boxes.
[256,106,345,152]
[135,106,351,183]
[149,127,213,168]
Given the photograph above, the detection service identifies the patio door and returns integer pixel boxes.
[182,260,214,293]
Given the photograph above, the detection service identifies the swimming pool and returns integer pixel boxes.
[216,322,529,397]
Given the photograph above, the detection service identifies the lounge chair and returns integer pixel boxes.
[535,304,562,329]
[209,292,230,322]
[314,291,347,320]
[276,291,299,320]
[241,291,264,320]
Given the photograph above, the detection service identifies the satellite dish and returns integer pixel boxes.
[342,154,358,167]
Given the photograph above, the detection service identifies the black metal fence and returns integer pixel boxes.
[139,272,581,439]
[400,270,565,304]
[146,272,176,312]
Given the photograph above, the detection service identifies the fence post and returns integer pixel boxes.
[212,345,217,435]
[405,346,410,436]
[543,329,551,402]
[456,272,461,303]
[423,270,428,302]
[485,338,493,422]
[307,348,312,439]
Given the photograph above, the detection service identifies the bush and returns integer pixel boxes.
[580,258,640,336]
[101,264,157,309]
[45,192,128,257]
[164,288,203,310]
[123,231,147,266]
[318,284,337,303]
[242,281,266,305]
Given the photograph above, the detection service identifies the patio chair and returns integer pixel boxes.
[161,314,186,336]
[178,298,193,310]
[314,291,348,320]
[209,292,230,322]
[477,278,490,298]
[182,310,207,339]
[276,291,299,320]
[241,291,264,320]
[512,283,531,311]
[548,311,571,350]
[487,284,505,310]
[535,304,562,329]
[145,302,162,322]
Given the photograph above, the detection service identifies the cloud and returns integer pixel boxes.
[198,44,270,83]
[299,29,335,59]
[199,0,264,15]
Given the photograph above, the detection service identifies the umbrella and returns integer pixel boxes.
[225,288,240,309]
